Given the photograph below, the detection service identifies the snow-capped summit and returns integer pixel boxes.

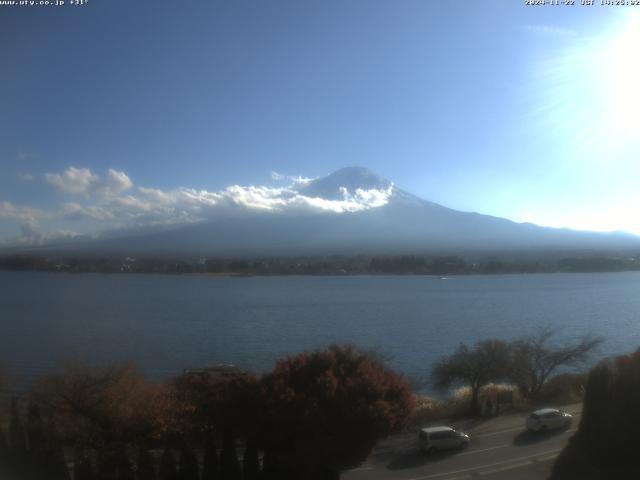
[296,167,393,200]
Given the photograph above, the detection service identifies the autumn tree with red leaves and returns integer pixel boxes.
[259,344,415,480]
[30,362,167,465]
[170,367,260,437]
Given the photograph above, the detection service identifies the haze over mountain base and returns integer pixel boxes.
[3,167,639,258]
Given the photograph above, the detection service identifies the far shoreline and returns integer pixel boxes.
[3,251,640,277]
[3,269,640,278]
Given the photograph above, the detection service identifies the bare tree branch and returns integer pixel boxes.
[509,328,603,397]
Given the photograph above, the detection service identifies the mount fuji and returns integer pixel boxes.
[26,167,640,257]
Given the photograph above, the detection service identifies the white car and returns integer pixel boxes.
[418,426,470,453]
[526,408,573,432]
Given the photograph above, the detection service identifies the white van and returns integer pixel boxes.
[526,408,573,432]
[418,426,470,453]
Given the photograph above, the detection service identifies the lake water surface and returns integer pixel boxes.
[1,271,640,389]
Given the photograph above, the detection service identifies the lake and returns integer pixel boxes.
[1,271,639,391]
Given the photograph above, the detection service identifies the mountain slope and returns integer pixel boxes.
[21,167,640,257]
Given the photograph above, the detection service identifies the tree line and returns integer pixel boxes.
[0,332,602,480]
[0,345,414,480]
[432,328,602,415]
[3,253,640,275]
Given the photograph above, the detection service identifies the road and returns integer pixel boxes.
[344,405,582,480]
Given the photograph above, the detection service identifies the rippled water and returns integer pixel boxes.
[1,271,639,388]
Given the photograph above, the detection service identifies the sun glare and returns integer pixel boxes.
[597,13,640,143]
[532,13,640,167]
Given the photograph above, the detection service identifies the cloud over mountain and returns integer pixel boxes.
[95,179,393,229]
[45,167,133,197]
[1,167,396,245]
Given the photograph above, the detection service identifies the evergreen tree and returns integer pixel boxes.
[260,452,275,480]
[26,404,47,480]
[74,453,95,480]
[96,450,118,480]
[242,442,260,480]
[260,451,291,480]
[9,397,28,477]
[116,450,134,480]
[26,404,45,452]
[178,443,199,480]
[158,448,178,480]
[0,427,11,479]
[9,398,27,452]
[550,350,640,478]
[201,433,218,480]
[219,429,241,480]
[136,448,156,480]
[45,418,70,480]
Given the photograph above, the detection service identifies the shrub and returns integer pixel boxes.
[551,349,640,479]
[536,373,586,405]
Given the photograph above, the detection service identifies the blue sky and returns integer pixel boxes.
[1,0,639,245]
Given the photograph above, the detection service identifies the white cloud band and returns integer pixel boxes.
[3,167,394,244]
